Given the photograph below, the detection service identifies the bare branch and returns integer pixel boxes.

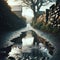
[23,0,32,5]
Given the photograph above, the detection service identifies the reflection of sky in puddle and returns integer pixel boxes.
[8,44,52,60]
[22,31,34,46]
[8,31,53,60]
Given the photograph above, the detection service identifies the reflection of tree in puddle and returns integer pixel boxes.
[7,30,55,60]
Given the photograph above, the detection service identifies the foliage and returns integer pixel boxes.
[32,20,59,33]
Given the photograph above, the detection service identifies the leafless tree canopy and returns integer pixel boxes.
[22,0,43,17]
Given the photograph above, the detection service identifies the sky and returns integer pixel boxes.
[5,0,56,22]
[6,0,56,11]
[40,2,56,11]
[6,0,56,22]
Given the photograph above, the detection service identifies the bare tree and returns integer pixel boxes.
[23,0,43,19]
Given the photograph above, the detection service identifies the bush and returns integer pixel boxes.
[32,20,59,33]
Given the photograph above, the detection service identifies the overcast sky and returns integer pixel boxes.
[40,1,56,11]
[7,0,56,11]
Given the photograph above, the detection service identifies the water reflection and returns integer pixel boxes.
[7,30,54,60]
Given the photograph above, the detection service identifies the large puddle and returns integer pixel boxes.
[7,29,55,60]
